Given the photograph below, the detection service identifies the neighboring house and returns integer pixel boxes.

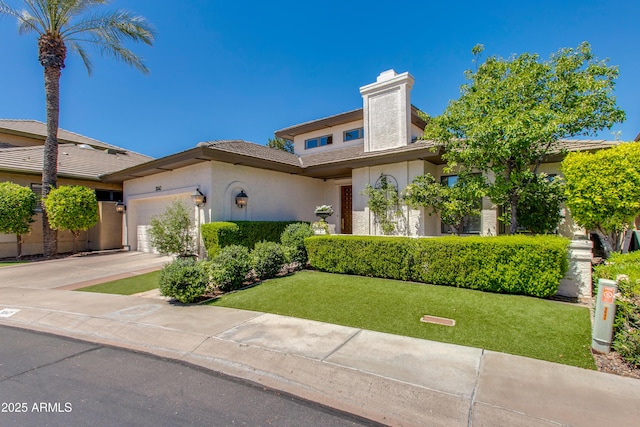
[0,120,152,257]
[103,70,617,252]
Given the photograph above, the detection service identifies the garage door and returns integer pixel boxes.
[130,196,192,253]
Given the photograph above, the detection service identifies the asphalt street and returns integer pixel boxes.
[0,325,379,427]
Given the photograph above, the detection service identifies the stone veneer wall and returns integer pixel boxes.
[558,239,594,300]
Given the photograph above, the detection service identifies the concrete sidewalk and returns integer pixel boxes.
[1,253,639,426]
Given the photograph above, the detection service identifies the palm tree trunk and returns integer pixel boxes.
[42,64,61,257]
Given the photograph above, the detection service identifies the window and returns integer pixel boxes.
[343,128,364,141]
[30,183,43,212]
[305,135,333,150]
[95,189,123,201]
[440,175,482,234]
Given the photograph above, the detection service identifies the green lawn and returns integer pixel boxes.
[76,271,161,295]
[0,261,28,267]
[210,270,595,369]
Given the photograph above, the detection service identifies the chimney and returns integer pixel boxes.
[360,70,414,152]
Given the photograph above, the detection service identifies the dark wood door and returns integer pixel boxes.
[341,185,352,234]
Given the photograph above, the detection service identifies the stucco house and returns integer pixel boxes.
[0,119,152,257]
[103,70,616,253]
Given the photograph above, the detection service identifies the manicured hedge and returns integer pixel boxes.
[201,222,239,258]
[201,221,306,258]
[305,235,569,298]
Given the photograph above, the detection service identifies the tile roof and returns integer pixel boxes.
[299,140,441,167]
[101,137,620,183]
[198,140,302,167]
[0,119,128,151]
[0,144,152,180]
[559,139,618,151]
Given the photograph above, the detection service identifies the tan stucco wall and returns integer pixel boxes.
[0,132,43,147]
[0,202,123,258]
[0,172,123,258]
[0,171,122,191]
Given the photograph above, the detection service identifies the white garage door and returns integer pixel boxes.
[130,196,192,253]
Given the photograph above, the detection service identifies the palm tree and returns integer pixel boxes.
[0,0,154,257]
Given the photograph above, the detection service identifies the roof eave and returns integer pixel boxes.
[274,109,364,140]
[101,146,304,182]
[302,146,445,179]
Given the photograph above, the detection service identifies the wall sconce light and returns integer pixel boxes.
[192,189,206,207]
[115,201,126,213]
[235,190,248,208]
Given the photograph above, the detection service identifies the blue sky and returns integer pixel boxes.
[1,0,639,158]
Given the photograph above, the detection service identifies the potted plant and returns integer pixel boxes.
[314,205,334,220]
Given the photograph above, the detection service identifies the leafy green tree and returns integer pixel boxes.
[511,174,566,235]
[562,142,640,254]
[488,171,566,235]
[0,0,155,257]
[0,182,37,258]
[44,185,98,253]
[148,200,197,257]
[423,42,625,234]
[402,174,485,235]
[267,136,294,153]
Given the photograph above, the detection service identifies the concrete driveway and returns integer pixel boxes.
[0,251,172,290]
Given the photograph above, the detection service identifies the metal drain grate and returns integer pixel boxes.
[420,315,455,327]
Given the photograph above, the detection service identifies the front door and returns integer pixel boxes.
[341,185,352,234]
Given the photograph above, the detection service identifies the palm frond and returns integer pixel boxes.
[1,1,39,35]
[0,1,20,19]
[23,0,50,29]
[4,0,154,75]
[100,44,149,74]
[16,10,42,35]
[68,40,93,74]
[63,10,155,45]
[63,0,108,18]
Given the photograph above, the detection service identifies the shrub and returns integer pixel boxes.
[148,200,197,257]
[562,141,640,253]
[594,252,640,366]
[280,222,314,267]
[159,258,209,303]
[305,235,569,298]
[0,182,37,258]
[201,222,239,258]
[201,221,305,257]
[209,245,253,292]
[252,241,286,280]
[44,185,98,253]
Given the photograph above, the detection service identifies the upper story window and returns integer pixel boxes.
[305,135,333,150]
[343,128,364,141]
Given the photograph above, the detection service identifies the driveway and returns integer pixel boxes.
[0,251,172,290]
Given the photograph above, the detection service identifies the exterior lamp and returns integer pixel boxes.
[235,190,248,208]
[192,189,206,207]
[115,201,126,213]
